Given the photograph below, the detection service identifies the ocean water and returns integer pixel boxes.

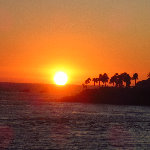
[0,89,150,149]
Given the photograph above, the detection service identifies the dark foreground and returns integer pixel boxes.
[61,87,150,106]
[0,91,150,149]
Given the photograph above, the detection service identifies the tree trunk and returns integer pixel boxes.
[99,81,100,87]
[135,79,136,86]
[94,82,95,86]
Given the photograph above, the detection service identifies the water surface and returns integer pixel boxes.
[0,91,150,149]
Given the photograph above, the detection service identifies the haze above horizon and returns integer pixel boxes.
[0,0,150,84]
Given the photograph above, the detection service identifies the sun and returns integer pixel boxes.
[54,71,68,85]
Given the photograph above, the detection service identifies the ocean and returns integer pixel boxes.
[0,83,150,149]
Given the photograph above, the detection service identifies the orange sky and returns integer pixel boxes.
[0,0,150,84]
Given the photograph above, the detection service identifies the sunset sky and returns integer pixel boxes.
[0,0,150,84]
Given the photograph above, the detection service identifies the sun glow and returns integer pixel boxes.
[54,71,68,85]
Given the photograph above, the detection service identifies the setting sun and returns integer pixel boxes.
[54,71,68,85]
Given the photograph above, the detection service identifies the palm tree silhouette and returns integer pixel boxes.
[121,72,131,87]
[113,73,118,87]
[98,74,103,87]
[147,72,150,79]
[132,73,138,86]
[85,78,91,85]
[111,73,124,87]
[110,75,116,86]
[92,78,98,86]
[102,73,109,87]
[115,74,123,87]
[126,74,131,87]
[85,78,91,88]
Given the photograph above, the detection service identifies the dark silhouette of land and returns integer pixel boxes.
[61,86,149,106]
[62,73,150,106]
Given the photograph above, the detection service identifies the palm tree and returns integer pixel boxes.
[112,73,124,87]
[102,73,109,87]
[132,73,138,86]
[121,72,131,87]
[85,78,91,85]
[147,72,150,79]
[110,73,119,87]
[115,74,123,87]
[92,78,98,86]
[118,74,124,87]
[125,74,131,87]
[110,75,116,86]
[113,73,119,87]
[98,74,103,87]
